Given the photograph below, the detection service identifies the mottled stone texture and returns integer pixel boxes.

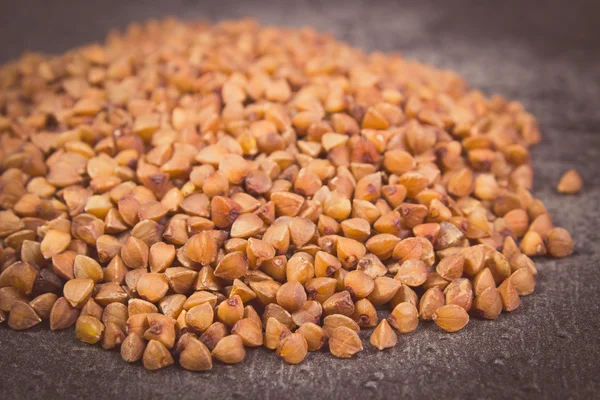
[1,0,599,399]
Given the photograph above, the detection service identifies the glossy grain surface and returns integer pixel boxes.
[1,0,599,398]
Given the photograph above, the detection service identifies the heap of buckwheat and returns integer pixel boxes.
[0,19,578,370]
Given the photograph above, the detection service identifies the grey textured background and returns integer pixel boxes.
[1,0,599,399]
